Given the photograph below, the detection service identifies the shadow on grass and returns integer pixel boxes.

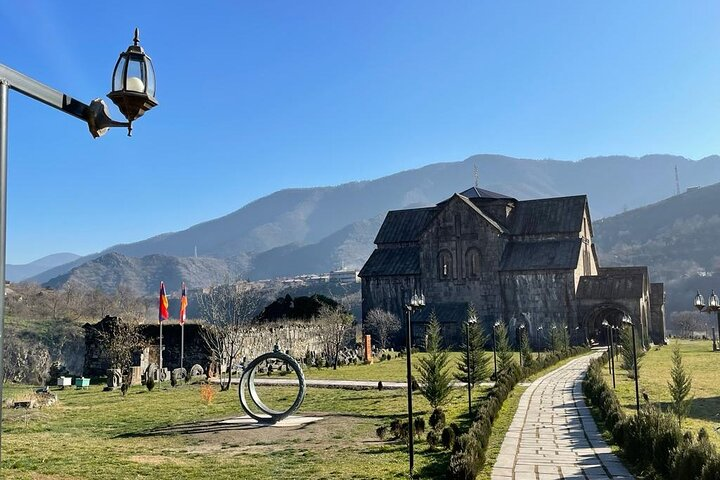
[115,417,319,438]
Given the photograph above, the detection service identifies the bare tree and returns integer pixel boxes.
[671,311,702,338]
[315,305,354,369]
[364,308,401,349]
[196,282,264,390]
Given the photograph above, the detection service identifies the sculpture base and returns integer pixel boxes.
[220,415,323,429]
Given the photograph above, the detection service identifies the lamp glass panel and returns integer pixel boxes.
[695,292,705,308]
[126,57,145,92]
[710,293,719,309]
[145,59,156,97]
[112,56,128,92]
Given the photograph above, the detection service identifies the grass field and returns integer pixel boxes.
[304,351,521,382]
[603,339,720,444]
[1,372,484,479]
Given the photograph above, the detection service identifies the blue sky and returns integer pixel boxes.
[3,1,720,264]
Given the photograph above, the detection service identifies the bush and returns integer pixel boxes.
[426,430,439,450]
[414,417,426,437]
[375,425,387,441]
[146,377,155,392]
[670,430,716,480]
[429,408,446,431]
[441,426,456,450]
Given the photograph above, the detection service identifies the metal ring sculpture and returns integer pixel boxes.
[239,350,306,423]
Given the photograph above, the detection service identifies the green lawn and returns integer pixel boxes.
[304,351,521,382]
[603,339,720,444]
[1,377,486,479]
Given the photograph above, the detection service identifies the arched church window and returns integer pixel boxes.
[466,248,481,277]
[438,250,453,280]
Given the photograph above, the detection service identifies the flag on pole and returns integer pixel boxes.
[179,282,188,325]
[158,281,169,321]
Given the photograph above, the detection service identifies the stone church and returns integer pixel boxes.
[359,187,665,348]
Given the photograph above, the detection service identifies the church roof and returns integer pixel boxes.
[509,195,588,235]
[499,239,582,271]
[454,194,506,233]
[374,207,437,244]
[358,246,420,277]
[459,186,514,200]
[576,273,645,299]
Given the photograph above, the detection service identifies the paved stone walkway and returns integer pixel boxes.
[492,354,633,480]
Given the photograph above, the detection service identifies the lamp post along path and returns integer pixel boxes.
[404,291,425,479]
[0,29,157,462]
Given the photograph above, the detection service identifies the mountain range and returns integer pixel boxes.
[13,153,720,315]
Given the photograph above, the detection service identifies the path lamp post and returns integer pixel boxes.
[693,290,719,351]
[492,321,500,379]
[602,320,612,375]
[0,28,157,462]
[551,324,558,353]
[466,314,477,416]
[404,291,425,479]
[537,325,544,358]
[609,325,617,389]
[622,314,641,413]
[518,324,526,368]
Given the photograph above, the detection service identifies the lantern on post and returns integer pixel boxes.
[108,28,158,135]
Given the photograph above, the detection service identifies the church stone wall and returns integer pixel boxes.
[419,197,507,330]
[500,270,577,347]
[650,283,666,345]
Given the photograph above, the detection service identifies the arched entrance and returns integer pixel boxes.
[581,304,628,346]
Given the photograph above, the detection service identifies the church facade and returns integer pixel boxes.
[359,187,665,348]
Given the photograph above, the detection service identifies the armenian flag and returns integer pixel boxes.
[158,281,169,321]
[179,282,188,325]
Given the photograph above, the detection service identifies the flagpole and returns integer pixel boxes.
[159,320,163,376]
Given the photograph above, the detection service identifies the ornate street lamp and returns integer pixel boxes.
[694,290,719,351]
[601,320,617,388]
[0,28,157,461]
[465,314,477,417]
[404,290,425,479]
[622,314,640,413]
[492,320,501,379]
[108,28,158,136]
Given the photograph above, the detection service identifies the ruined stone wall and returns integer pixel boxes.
[84,319,331,377]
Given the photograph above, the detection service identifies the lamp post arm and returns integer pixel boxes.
[0,64,129,137]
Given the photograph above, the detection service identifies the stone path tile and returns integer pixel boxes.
[490,354,633,479]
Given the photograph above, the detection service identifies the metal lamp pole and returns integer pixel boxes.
[466,314,477,416]
[602,320,611,375]
[609,325,616,389]
[0,30,157,462]
[518,324,526,368]
[492,321,500,379]
[404,291,425,479]
[622,315,640,413]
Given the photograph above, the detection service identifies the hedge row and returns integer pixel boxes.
[583,354,720,480]
[448,345,590,479]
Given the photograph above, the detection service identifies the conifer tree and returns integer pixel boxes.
[668,342,693,427]
[620,323,642,379]
[416,312,453,409]
[519,327,534,368]
[455,307,490,388]
[494,322,514,371]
